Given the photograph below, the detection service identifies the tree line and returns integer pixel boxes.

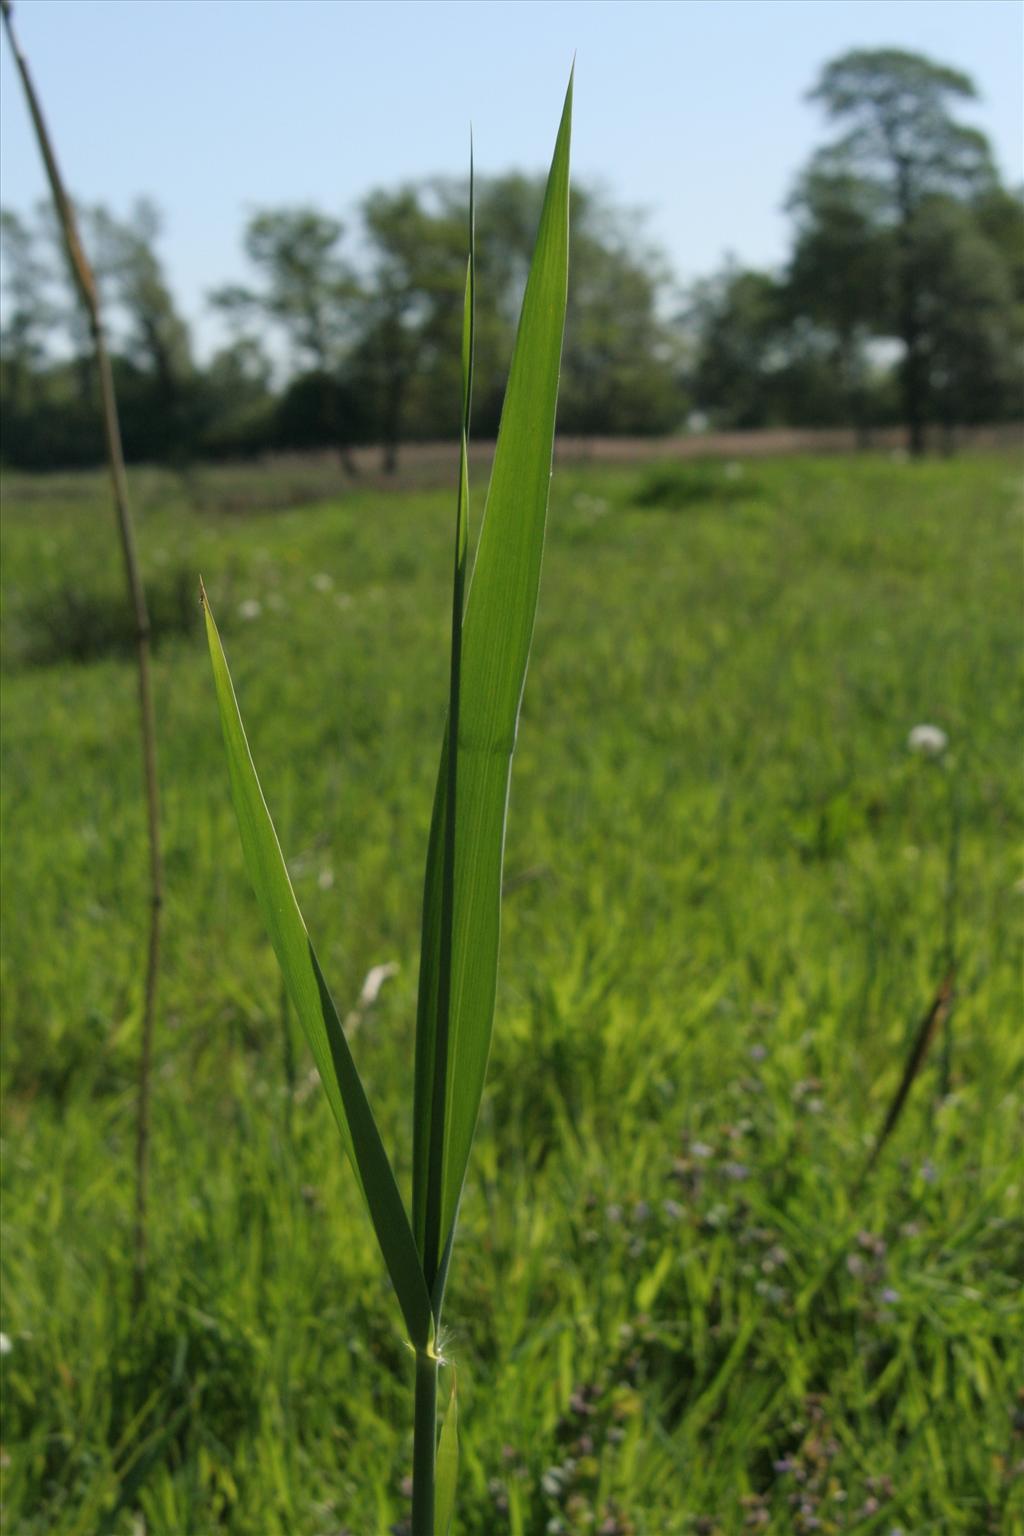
[2,48,1021,469]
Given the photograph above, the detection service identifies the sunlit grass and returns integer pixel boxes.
[1,451,1021,1532]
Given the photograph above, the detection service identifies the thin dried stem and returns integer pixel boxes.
[860,968,956,1187]
[2,0,164,1311]
[939,770,961,1097]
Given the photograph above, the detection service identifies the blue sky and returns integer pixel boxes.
[2,0,1021,358]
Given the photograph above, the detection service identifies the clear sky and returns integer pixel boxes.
[2,0,1021,358]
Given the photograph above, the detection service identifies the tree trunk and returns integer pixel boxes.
[939,408,956,457]
[381,368,403,474]
[902,331,926,457]
[899,259,926,457]
[895,166,926,458]
[839,330,870,450]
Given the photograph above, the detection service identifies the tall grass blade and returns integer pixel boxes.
[202,588,432,1349]
[413,74,573,1280]
[417,157,475,1291]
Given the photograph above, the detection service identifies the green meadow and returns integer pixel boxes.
[1,451,1021,1534]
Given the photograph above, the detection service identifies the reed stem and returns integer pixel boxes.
[411,1348,438,1536]
[1,0,164,1312]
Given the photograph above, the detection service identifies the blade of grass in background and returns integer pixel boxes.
[413,73,573,1292]
[202,589,432,1351]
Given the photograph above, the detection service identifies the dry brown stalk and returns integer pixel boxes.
[2,0,164,1310]
[862,968,956,1181]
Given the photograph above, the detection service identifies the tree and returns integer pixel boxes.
[686,263,791,429]
[786,170,891,440]
[355,185,465,470]
[906,196,1021,443]
[90,199,195,454]
[211,208,354,373]
[353,173,685,453]
[211,208,360,466]
[468,175,683,436]
[3,198,197,466]
[972,184,1024,304]
[806,49,998,453]
[0,207,56,411]
[559,189,683,434]
[198,337,275,457]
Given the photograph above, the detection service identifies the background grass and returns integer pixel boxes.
[1,451,1022,1535]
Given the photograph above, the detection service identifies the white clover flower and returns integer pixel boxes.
[311,572,333,592]
[0,1333,11,1356]
[907,723,948,757]
[237,598,262,621]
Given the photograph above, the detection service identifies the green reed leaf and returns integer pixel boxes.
[415,161,475,1293]
[413,72,572,1288]
[202,588,432,1349]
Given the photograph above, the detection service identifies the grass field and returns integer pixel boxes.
[1,451,1022,1535]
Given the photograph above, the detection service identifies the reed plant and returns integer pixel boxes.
[203,76,572,1533]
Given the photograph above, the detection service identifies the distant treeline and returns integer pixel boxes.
[2,48,1022,469]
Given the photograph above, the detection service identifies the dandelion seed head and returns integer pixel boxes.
[907,723,948,757]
